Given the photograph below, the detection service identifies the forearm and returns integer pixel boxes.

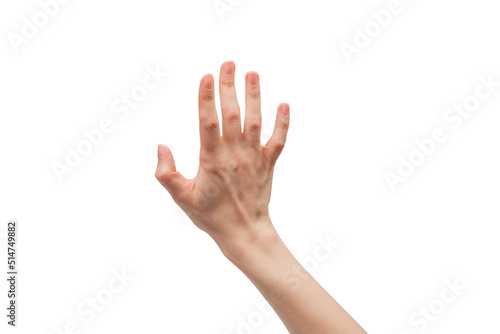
[213,218,366,334]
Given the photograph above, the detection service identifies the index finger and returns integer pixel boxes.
[198,74,221,155]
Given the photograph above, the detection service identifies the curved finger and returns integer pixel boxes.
[263,103,290,166]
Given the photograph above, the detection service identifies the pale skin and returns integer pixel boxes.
[155,61,366,334]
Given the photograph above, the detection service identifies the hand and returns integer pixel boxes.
[155,61,366,334]
[155,61,290,257]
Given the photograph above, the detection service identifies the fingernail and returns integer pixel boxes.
[224,61,235,75]
[281,103,290,116]
[203,75,213,89]
[247,72,259,86]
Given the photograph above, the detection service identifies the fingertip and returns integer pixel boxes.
[201,74,213,90]
[158,144,168,161]
[157,144,178,175]
[279,103,290,116]
[246,71,259,86]
[158,144,175,168]
[222,61,235,76]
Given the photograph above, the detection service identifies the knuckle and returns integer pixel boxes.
[273,141,285,152]
[200,93,214,102]
[222,78,234,87]
[229,159,243,173]
[202,119,219,131]
[230,162,241,172]
[247,119,261,132]
[247,89,260,99]
[225,155,247,174]
[249,122,260,132]
[224,108,240,122]
[281,119,290,129]
[155,168,169,183]
[200,149,216,161]
[200,148,220,162]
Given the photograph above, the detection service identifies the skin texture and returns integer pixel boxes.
[155,61,366,334]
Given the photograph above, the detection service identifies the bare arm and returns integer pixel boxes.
[155,61,366,334]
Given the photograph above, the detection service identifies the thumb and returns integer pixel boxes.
[155,144,188,197]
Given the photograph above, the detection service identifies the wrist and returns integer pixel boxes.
[212,217,282,266]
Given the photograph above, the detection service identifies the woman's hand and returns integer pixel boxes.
[155,61,290,257]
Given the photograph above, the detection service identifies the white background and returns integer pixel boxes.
[1,0,499,333]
